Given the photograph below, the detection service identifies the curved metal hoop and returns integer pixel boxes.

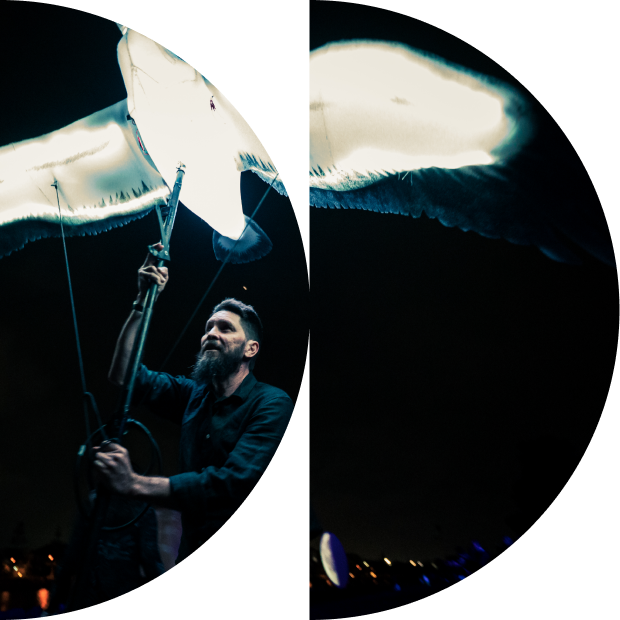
[73,418,163,531]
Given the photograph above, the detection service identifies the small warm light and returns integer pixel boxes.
[384,557,392,566]
[10,558,15,564]
[12,566,18,572]
[418,561,424,567]
[326,579,333,587]
[363,561,369,567]
[242,286,247,290]
[356,564,362,570]
[37,589,50,610]
[369,571,377,578]
[309,582,312,588]
[349,572,355,579]
[48,555,54,562]
[17,572,22,578]
[409,560,416,566]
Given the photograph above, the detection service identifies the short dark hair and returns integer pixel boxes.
[210,298,263,369]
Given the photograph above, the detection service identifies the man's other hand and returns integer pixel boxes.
[93,442,136,496]
[137,242,169,301]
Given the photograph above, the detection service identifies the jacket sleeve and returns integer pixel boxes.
[132,364,197,425]
[167,394,294,517]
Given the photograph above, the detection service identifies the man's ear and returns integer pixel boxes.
[247,340,260,357]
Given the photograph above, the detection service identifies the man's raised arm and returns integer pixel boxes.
[108,243,169,386]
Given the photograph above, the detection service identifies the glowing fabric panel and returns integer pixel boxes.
[0,26,284,258]
[308,41,614,265]
[0,101,168,256]
[117,28,280,240]
[309,41,532,192]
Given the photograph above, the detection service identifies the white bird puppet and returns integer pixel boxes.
[0,25,283,262]
[309,41,614,266]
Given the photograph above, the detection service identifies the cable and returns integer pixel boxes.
[157,172,280,372]
[52,183,128,537]
[74,419,162,531]
[53,182,106,442]
[52,184,163,538]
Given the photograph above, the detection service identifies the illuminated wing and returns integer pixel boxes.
[0,100,168,258]
[116,22,288,201]
[0,26,283,262]
[309,41,614,265]
[117,26,285,241]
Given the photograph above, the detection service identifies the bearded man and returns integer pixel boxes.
[94,244,294,562]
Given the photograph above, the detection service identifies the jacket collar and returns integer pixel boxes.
[208,371,257,404]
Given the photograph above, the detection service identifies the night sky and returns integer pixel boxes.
[0,2,308,551]
[310,1,618,563]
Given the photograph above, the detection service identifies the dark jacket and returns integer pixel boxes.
[134,365,294,559]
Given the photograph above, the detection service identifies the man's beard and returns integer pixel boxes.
[190,343,245,385]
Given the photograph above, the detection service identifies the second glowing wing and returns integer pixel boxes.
[0,100,168,258]
[309,41,613,265]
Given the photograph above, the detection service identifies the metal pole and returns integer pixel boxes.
[66,164,185,611]
[118,164,185,440]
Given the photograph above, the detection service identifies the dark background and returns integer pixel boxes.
[0,1,308,551]
[310,1,618,562]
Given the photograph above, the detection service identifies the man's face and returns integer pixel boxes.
[191,311,248,384]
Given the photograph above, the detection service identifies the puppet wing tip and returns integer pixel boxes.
[212,215,273,264]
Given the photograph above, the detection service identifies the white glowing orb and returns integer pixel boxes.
[319,531,349,589]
